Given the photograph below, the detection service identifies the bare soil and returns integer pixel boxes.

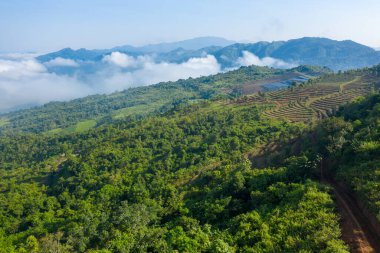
[322,163,380,253]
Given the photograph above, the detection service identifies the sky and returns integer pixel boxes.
[1,0,380,52]
[0,0,380,112]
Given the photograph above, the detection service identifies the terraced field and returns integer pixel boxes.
[235,74,379,122]
[265,100,314,122]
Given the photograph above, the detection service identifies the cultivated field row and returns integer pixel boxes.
[235,75,376,122]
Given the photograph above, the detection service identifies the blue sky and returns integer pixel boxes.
[1,0,380,52]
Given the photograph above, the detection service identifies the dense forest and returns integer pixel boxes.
[334,95,380,220]
[0,98,348,252]
[0,64,380,252]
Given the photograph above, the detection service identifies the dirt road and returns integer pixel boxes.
[322,168,380,253]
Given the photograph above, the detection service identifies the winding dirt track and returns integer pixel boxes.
[323,174,380,253]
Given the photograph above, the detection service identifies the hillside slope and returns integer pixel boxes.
[0,89,349,252]
[0,65,329,134]
[237,66,380,123]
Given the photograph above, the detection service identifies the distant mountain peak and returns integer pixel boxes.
[134,36,236,53]
[37,37,380,72]
[58,47,75,53]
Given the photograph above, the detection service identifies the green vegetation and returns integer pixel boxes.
[0,118,8,127]
[251,90,380,225]
[0,98,348,252]
[46,120,98,135]
[71,119,97,133]
[1,64,380,252]
[316,94,380,221]
[111,102,165,120]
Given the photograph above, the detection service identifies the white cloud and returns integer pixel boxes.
[237,51,297,69]
[0,59,46,78]
[97,54,220,93]
[103,52,140,68]
[0,53,221,112]
[183,55,220,72]
[0,53,39,61]
[0,58,91,112]
[45,57,79,67]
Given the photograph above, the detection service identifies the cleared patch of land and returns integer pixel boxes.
[0,118,9,127]
[239,72,310,95]
[46,119,97,135]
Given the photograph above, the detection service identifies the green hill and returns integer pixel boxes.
[1,64,380,252]
[0,88,348,252]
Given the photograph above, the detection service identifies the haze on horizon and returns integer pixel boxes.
[1,0,380,113]
[1,0,380,53]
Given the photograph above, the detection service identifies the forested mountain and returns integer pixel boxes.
[38,37,380,73]
[36,37,234,63]
[215,37,380,70]
[0,64,380,252]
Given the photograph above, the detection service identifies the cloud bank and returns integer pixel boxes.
[103,52,142,68]
[99,54,220,93]
[0,53,221,112]
[0,50,297,113]
[0,58,91,112]
[237,51,296,69]
[45,57,79,67]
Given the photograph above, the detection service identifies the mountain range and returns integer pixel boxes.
[38,37,380,72]
[37,36,235,62]
[111,36,236,53]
